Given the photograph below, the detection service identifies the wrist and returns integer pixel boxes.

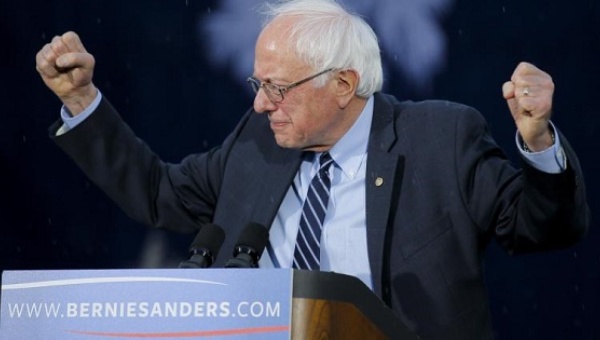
[522,128,555,153]
[61,85,98,116]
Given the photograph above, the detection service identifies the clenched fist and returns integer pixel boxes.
[36,31,97,116]
[502,62,555,152]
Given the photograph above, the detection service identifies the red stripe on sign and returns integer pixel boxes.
[66,325,290,338]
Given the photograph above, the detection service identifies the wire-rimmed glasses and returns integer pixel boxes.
[247,68,335,103]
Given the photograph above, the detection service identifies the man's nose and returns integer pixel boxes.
[253,88,277,113]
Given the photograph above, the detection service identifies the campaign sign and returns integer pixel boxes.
[0,269,292,339]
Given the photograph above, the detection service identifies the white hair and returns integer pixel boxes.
[262,0,383,97]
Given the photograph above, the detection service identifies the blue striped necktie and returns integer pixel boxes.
[293,152,334,270]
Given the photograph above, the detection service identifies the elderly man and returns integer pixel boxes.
[36,0,588,338]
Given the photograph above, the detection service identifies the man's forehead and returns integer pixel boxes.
[258,18,294,51]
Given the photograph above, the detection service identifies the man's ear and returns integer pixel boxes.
[335,69,360,109]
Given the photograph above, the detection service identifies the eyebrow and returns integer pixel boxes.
[252,76,289,87]
[252,72,293,85]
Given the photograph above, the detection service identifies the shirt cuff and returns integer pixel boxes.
[515,122,568,174]
[58,91,103,133]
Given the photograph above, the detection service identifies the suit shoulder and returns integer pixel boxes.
[375,94,490,138]
[399,99,482,120]
[378,93,480,117]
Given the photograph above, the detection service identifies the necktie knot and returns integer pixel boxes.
[319,152,333,169]
[318,152,334,178]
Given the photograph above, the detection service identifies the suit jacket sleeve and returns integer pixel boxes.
[48,97,250,234]
[454,105,589,253]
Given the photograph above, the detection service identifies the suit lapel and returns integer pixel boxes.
[250,148,303,228]
[366,94,405,301]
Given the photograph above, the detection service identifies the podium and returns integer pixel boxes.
[1,269,417,339]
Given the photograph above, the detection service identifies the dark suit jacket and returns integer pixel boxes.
[51,92,589,339]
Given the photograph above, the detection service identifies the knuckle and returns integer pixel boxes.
[51,38,66,52]
[63,31,80,44]
[36,58,52,74]
[42,45,56,60]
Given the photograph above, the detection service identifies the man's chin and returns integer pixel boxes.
[273,135,326,151]
[273,134,295,149]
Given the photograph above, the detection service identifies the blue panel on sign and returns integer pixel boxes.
[0,269,292,340]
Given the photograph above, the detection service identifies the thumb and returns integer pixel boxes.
[502,81,515,100]
[56,52,95,70]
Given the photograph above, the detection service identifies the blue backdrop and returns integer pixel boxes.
[1,1,598,338]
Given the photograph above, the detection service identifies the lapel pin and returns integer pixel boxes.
[375,177,384,187]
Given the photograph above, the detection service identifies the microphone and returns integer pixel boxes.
[225,222,269,268]
[178,223,226,268]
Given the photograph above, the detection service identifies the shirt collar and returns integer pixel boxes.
[327,96,374,179]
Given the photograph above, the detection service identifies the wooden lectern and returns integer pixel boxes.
[291,270,417,339]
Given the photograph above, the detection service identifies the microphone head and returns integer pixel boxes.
[189,223,226,253]
[225,222,269,268]
[182,223,225,268]
[234,222,269,259]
